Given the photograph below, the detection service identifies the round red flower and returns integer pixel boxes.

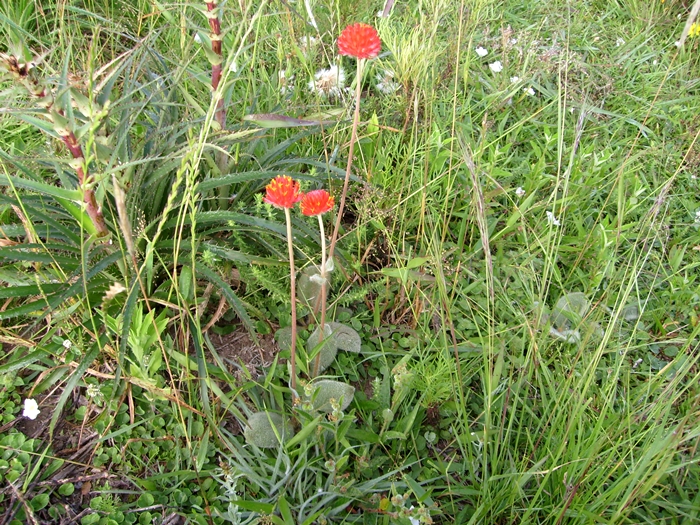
[264,176,302,209]
[337,23,381,60]
[300,189,335,216]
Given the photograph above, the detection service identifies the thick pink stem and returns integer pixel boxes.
[62,131,108,236]
[206,1,226,130]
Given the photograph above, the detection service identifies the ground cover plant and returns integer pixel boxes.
[0,0,699,523]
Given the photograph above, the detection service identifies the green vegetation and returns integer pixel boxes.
[1,0,699,523]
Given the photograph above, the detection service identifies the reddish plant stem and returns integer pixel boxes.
[62,131,108,236]
[284,208,298,394]
[26,79,108,237]
[312,214,328,377]
[206,1,226,130]
[328,59,364,261]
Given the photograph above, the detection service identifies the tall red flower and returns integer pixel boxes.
[300,190,335,216]
[264,176,302,209]
[338,23,381,59]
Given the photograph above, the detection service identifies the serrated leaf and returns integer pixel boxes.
[329,322,361,353]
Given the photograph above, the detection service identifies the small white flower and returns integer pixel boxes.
[525,87,535,96]
[674,40,681,48]
[408,508,419,525]
[86,383,101,399]
[278,70,294,94]
[475,46,488,57]
[298,36,318,54]
[23,399,40,420]
[194,33,202,44]
[377,10,387,17]
[489,61,503,73]
[510,76,520,84]
[515,187,526,198]
[615,37,625,47]
[308,65,345,97]
[376,69,400,95]
[229,61,238,73]
[694,209,700,224]
[63,339,72,350]
[546,210,561,226]
[652,59,658,65]
[509,38,518,45]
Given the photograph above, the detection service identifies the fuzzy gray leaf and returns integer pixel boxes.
[274,326,294,351]
[307,380,355,413]
[307,324,337,376]
[297,266,327,310]
[329,322,362,353]
[244,412,293,448]
[551,292,590,330]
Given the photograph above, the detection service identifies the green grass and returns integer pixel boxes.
[1,0,699,524]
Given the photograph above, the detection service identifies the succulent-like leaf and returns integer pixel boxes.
[306,380,355,413]
[244,412,293,448]
[329,322,362,353]
[307,324,338,376]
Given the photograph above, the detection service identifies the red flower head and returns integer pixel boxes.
[300,189,335,216]
[264,175,302,209]
[338,23,381,60]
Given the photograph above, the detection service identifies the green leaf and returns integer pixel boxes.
[0,348,49,374]
[50,345,99,436]
[278,496,294,524]
[58,483,75,496]
[233,500,275,513]
[285,414,323,449]
[31,493,50,511]
[0,169,81,201]
[382,431,406,441]
[243,113,336,128]
[195,263,255,337]
[178,265,193,302]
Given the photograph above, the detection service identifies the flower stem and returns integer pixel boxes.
[328,58,364,262]
[284,207,298,393]
[205,0,225,131]
[313,213,328,377]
